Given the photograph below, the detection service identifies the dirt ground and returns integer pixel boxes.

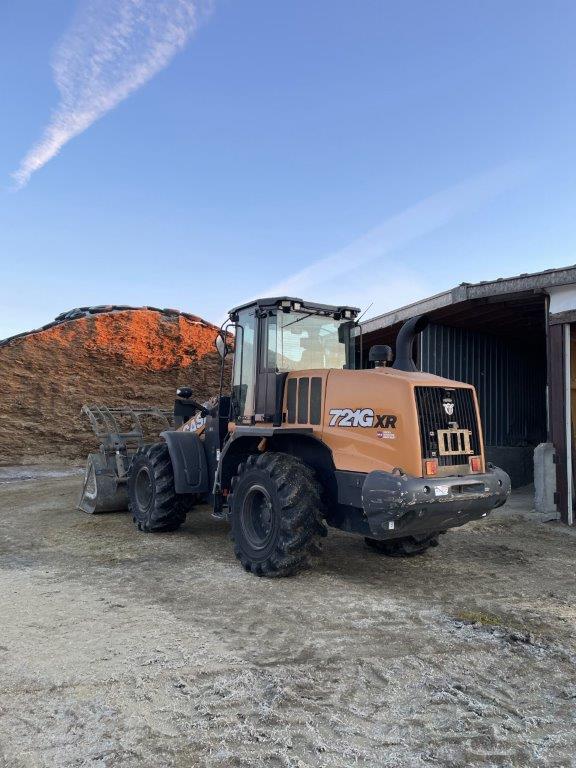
[1,469,575,768]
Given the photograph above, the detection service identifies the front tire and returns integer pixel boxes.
[229,452,326,577]
[365,533,440,557]
[128,443,186,532]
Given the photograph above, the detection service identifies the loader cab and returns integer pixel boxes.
[228,297,360,425]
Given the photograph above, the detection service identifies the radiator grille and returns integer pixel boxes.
[415,386,480,466]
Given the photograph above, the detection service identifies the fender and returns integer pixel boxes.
[160,430,210,494]
[216,428,338,506]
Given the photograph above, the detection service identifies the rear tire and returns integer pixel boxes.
[228,452,326,577]
[128,443,186,532]
[365,533,440,557]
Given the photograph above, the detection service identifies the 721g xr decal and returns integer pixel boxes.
[328,408,397,429]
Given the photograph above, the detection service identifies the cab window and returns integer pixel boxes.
[263,311,353,372]
[232,308,256,419]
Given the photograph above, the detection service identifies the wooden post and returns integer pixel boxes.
[565,325,574,524]
[548,322,569,523]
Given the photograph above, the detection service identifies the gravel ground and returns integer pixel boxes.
[1,470,575,768]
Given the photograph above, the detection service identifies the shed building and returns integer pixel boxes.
[361,265,576,525]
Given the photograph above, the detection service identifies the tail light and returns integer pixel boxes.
[424,459,438,476]
[469,455,482,472]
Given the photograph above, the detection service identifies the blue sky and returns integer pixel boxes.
[1,0,575,338]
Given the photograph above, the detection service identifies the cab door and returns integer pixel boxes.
[232,307,257,424]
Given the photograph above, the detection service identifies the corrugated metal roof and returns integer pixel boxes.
[363,263,576,334]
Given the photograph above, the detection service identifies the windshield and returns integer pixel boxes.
[265,311,354,371]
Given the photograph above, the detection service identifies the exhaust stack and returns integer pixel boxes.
[392,314,429,372]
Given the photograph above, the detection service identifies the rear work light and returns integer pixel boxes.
[469,456,482,472]
[424,459,438,476]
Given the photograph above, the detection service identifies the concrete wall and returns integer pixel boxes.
[534,442,557,513]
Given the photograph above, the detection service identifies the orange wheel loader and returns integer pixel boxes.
[79,297,510,576]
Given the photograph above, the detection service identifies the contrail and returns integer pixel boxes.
[264,162,531,299]
[12,0,203,188]
[217,162,531,325]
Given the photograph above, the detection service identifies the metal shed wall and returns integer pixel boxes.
[419,323,547,484]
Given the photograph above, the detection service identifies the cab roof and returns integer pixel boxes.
[228,296,360,321]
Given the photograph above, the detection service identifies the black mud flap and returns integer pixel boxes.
[160,430,210,494]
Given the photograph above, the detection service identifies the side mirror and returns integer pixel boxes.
[215,332,230,359]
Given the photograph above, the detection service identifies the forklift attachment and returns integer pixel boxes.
[77,405,174,514]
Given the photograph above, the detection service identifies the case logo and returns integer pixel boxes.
[182,414,206,432]
[329,408,397,429]
[443,400,455,416]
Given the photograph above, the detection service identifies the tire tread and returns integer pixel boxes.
[128,443,186,533]
[229,452,325,577]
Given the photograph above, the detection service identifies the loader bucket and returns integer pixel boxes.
[78,452,129,514]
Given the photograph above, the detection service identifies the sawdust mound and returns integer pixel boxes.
[0,308,223,464]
